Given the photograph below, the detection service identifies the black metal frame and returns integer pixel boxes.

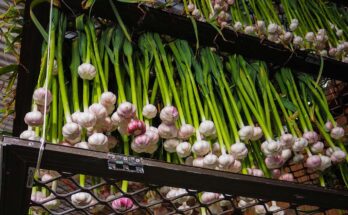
[1,136,348,215]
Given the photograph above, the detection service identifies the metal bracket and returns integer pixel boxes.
[107,154,144,174]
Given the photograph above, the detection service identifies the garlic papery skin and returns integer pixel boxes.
[127,119,146,136]
[89,103,107,120]
[160,106,179,124]
[265,156,284,169]
[74,141,90,149]
[303,131,319,144]
[292,138,308,152]
[20,130,37,140]
[131,135,150,153]
[158,123,177,139]
[78,63,96,80]
[77,112,97,128]
[88,133,108,152]
[71,192,93,207]
[330,150,347,163]
[203,153,218,169]
[163,138,180,153]
[142,104,157,119]
[279,173,294,182]
[330,127,345,140]
[250,126,263,141]
[319,155,332,171]
[192,140,210,156]
[310,141,324,154]
[62,122,82,140]
[192,157,204,167]
[261,140,282,156]
[24,111,43,126]
[176,142,192,158]
[111,197,133,211]
[100,91,116,107]
[201,192,220,204]
[178,124,195,140]
[117,102,136,119]
[199,120,216,138]
[33,88,52,106]
[228,159,242,173]
[281,149,292,161]
[280,133,294,149]
[306,155,322,170]
[71,111,82,123]
[230,142,248,160]
[238,126,254,141]
[218,154,235,169]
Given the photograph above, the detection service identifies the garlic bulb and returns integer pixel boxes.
[71,111,82,123]
[279,173,294,182]
[163,138,180,153]
[74,141,90,149]
[166,188,188,204]
[247,168,264,177]
[201,192,220,204]
[178,124,195,140]
[160,106,179,124]
[251,126,263,141]
[267,23,278,34]
[185,156,194,166]
[238,126,254,141]
[88,133,108,152]
[303,131,319,144]
[142,104,157,119]
[111,112,130,127]
[192,140,210,156]
[230,142,248,159]
[254,205,267,215]
[324,121,334,132]
[292,138,308,152]
[233,22,243,31]
[265,156,284,169]
[203,153,218,169]
[71,192,93,207]
[281,149,292,161]
[280,133,294,149]
[176,142,192,158]
[111,197,133,211]
[228,159,242,173]
[117,102,136,119]
[178,202,193,215]
[127,119,146,136]
[244,26,255,35]
[33,88,52,106]
[261,140,282,156]
[306,155,321,169]
[146,126,160,144]
[218,154,235,169]
[291,153,304,163]
[293,36,304,47]
[66,136,81,144]
[289,19,299,31]
[192,157,204,167]
[310,141,324,154]
[330,127,345,140]
[319,155,331,171]
[305,32,315,42]
[199,120,216,138]
[24,111,43,126]
[100,91,116,107]
[20,130,37,140]
[330,150,346,163]
[158,123,177,139]
[78,63,96,80]
[89,103,107,120]
[62,122,81,140]
[77,112,97,128]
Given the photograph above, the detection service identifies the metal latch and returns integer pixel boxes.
[107,154,144,174]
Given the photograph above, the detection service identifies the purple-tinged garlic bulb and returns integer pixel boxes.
[62,122,81,140]
[111,112,130,128]
[127,119,146,136]
[293,36,304,47]
[74,141,90,149]
[289,19,299,31]
[251,126,263,141]
[158,123,177,139]
[329,48,337,57]
[310,141,324,154]
[267,23,278,34]
[292,138,308,152]
[117,102,136,119]
[192,157,204,167]
[305,32,315,43]
[247,168,264,177]
[145,142,159,154]
[187,3,195,12]
[230,142,248,159]
[111,197,133,211]
[256,20,266,33]
[330,150,346,163]
[265,156,284,169]
[178,124,195,140]
[201,192,220,204]
[37,104,50,114]
[131,134,150,153]
[199,120,216,138]
[238,126,254,141]
[160,106,179,124]
[71,192,93,207]
[24,111,43,126]
[164,138,180,153]
[203,153,218,169]
[166,188,189,204]
[218,154,235,169]
[146,126,160,144]
[33,88,52,106]
[319,155,332,171]
[227,0,235,5]
[233,22,243,31]
[100,91,116,107]
[176,142,192,158]
[228,159,242,173]
[280,149,292,161]
[261,140,282,156]
[20,130,37,140]
[330,127,345,140]
[192,140,210,156]
[326,147,340,157]
[88,133,108,152]
[31,191,44,203]
[303,131,319,144]
[279,173,294,182]
[77,112,97,128]
[71,111,82,123]
[282,32,293,43]
[142,104,157,119]
[78,63,96,80]
[89,103,107,120]
[280,133,294,149]
[306,155,322,169]
[244,26,255,35]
